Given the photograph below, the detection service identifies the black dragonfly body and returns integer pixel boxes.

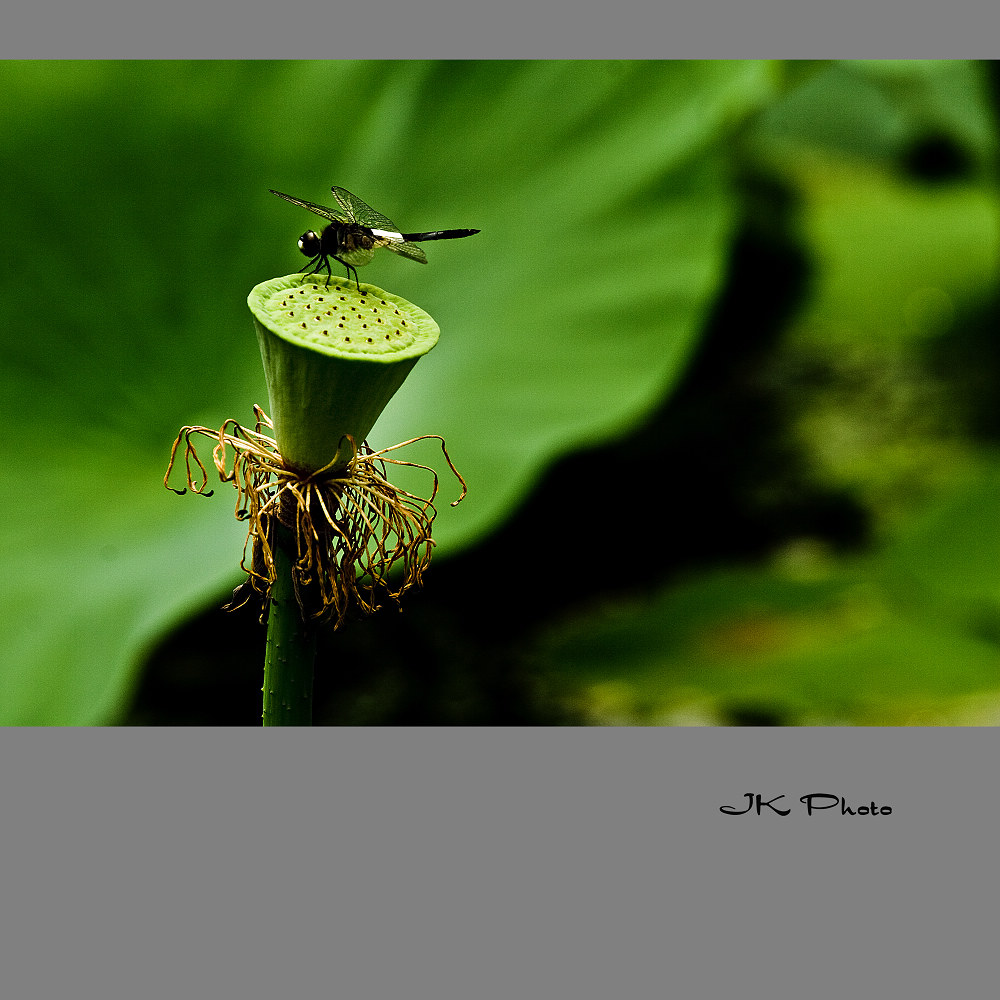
[270,185,480,290]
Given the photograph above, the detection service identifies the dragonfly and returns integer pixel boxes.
[270,185,480,290]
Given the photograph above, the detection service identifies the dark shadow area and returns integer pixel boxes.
[899,133,975,184]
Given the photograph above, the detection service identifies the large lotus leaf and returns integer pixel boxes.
[0,61,777,724]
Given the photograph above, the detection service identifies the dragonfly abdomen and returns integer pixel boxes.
[401,229,481,242]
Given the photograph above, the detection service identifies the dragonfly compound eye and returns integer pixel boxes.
[298,231,321,257]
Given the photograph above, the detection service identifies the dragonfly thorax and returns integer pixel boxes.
[299,224,379,261]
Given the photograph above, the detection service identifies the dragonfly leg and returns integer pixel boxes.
[336,256,361,292]
[301,255,334,288]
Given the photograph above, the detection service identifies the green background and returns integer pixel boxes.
[3,60,1000,725]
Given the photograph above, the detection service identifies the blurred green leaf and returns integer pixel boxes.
[528,61,1000,729]
[886,453,1000,605]
[791,166,1000,347]
[1,61,776,723]
[753,60,998,173]
[531,543,1000,727]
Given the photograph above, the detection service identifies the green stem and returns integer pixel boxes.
[262,530,317,726]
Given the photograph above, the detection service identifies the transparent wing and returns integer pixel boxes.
[337,246,377,267]
[382,240,428,264]
[331,186,406,234]
[269,189,349,224]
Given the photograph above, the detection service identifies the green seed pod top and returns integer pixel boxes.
[248,273,440,474]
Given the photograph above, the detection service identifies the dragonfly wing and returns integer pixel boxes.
[270,189,349,223]
[331,186,406,234]
[338,246,376,267]
[384,240,428,264]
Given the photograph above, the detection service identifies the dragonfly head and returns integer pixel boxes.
[298,231,322,258]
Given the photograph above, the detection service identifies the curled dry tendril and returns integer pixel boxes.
[164,405,467,627]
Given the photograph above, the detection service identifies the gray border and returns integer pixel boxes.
[4,2,1000,58]
[1,728,996,998]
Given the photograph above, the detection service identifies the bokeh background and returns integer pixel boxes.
[3,60,1000,725]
